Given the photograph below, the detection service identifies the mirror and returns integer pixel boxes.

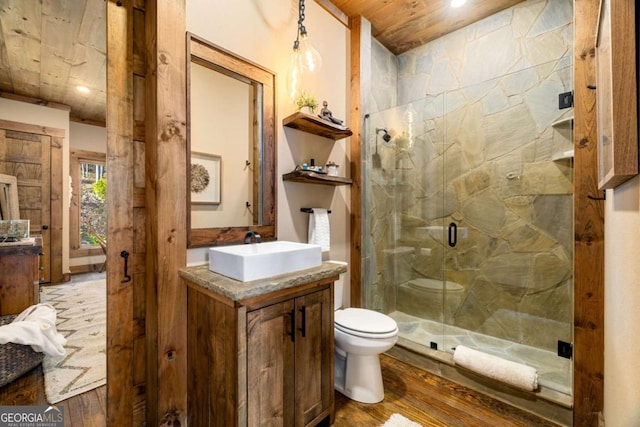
[0,174,20,220]
[187,34,276,247]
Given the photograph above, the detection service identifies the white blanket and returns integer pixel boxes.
[0,304,67,356]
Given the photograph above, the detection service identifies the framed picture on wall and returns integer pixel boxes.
[190,152,221,205]
[595,0,638,189]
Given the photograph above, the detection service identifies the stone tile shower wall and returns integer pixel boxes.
[366,0,573,351]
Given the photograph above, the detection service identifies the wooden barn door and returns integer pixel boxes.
[0,119,63,283]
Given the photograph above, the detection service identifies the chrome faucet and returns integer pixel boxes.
[244,231,262,244]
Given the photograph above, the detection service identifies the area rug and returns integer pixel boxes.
[381,413,423,427]
[40,279,106,404]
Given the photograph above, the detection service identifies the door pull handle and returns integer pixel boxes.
[298,306,307,338]
[120,250,131,283]
[448,222,458,248]
[287,309,296,342]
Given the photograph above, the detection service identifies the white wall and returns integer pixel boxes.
[604,177,640,426]
[69,121,106,153]
[0,97,71,274]
[186,0,351,301]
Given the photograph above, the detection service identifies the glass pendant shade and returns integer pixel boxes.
[287,47,305,102]
[299,33,322,72]
[401,103,418,152]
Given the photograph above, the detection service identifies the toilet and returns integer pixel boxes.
[333,282,399,404]
[397,277,465,323]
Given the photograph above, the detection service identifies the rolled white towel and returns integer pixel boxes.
[453,345,538,391]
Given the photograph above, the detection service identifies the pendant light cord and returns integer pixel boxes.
[292,0,307,50]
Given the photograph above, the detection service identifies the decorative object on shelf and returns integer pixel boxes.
[325,161,339,176]
[286,0,322,101]
[190,152,221,205]
[295,90,318,114]
[318,101,344,126]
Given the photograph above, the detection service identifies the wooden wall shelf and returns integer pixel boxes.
[283,169,352,186]
[283,112,353,141]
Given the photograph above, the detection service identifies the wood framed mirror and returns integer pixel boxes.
[0,174,20,220]
[187,33,276,247]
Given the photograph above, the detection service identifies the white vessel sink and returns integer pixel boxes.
[208,241,322,282]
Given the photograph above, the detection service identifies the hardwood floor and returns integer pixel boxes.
[0,365,107,427]
[333,354,562,427]
[1,354,560,426]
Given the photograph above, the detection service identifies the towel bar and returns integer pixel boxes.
[300,208,331,214]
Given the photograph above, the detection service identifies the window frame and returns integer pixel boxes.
[70,149,107,257]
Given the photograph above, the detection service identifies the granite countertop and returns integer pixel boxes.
[179,261,348,302]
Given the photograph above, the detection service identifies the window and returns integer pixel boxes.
[70,150,106,255]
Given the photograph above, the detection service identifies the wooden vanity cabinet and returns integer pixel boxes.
[0,240,41,316]
[186,275,336,427]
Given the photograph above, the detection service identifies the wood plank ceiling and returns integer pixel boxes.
[0,0,106,124]
[0,0,524,123]
[328,0,525,55]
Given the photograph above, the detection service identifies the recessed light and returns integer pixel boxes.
[451,0,467,8]
[76,85,90,93]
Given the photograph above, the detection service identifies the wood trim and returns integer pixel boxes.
[349,16,363,307]
[573,0,605,424]
[314,0,350,28]
[106,0,135,424]
[49,135,64,283]
[145,0,187,425]
[69,116,107,128]
[69,263,106,275]
[186,33,277,248]
[596,0,638,188]
[0,92,71,113]
[0,119,66,138]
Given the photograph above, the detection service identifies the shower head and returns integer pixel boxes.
[376,128,391,143]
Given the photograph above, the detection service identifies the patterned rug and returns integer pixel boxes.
[40,279,106,404]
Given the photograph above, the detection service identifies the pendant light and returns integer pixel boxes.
[287,0,322,101]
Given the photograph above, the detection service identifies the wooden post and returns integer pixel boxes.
[145,0,188,425]
[349,16,363,307]
[573,0,605,424]
[106,0,135,424]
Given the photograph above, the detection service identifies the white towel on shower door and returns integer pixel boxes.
[308,208,330,252]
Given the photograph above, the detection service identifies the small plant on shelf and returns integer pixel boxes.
[295,90,318,114]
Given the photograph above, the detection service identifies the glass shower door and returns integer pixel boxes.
[441,61,574,395]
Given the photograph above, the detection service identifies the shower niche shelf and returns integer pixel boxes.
[283,169,352,186]
[551,116,574,128]
[283,111,353,141]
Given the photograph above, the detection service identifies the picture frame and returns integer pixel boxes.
[595,0,638,189]
[190,152,221,205]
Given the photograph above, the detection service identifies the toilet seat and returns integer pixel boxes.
[335,308,398,339]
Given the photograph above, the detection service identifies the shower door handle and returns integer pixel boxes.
[448,222,458,247]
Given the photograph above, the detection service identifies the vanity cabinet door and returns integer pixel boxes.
[246,286,334,427]
[247,299,296,426]
[294,288,334,427]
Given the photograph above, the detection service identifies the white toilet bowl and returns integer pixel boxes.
[334,307,398,403]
